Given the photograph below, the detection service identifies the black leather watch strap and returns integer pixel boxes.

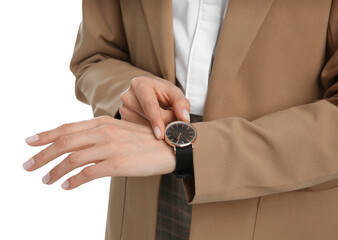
[173,145,194,178]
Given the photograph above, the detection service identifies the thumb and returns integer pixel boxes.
[164,87,191,123]
[160,108,177,125]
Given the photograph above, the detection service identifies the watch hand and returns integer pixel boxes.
[176,133,181,143]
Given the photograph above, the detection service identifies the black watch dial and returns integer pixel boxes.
[165,121,196,147]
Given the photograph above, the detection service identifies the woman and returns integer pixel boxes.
[24,0,338,240]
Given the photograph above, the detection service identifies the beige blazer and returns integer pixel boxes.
[70,0,338,239]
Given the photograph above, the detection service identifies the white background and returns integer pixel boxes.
[0,1,111,239]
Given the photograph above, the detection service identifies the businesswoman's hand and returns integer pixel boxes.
[23,116,175,190]
[119,76,191,139]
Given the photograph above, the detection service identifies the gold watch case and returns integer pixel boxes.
[164,120,197,154]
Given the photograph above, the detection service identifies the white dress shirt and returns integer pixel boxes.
[172,0,230,116]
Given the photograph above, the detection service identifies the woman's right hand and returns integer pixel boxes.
[118,76,191,140]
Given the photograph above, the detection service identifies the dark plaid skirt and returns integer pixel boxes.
[155,113,203,240]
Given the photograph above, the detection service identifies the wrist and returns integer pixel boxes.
[159,139,176,174]
[163,120,196,178]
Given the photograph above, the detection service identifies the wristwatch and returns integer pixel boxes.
[164,120,197,178]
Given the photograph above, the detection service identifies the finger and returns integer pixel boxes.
[24,127,103,171]
[119,104,152,127]
[120,87,148,119]
[61,160,113,190]
[120,104,175,127]
[160,108,177,124]
[25,115,113,146]
[133,84,165,139]
[162,87,191,123]
[42,145,108,185]
[120,88,174,126]
[121,86,172,119]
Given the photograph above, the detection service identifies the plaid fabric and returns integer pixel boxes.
[155,113,203,240]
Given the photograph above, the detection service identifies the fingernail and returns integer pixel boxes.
[42,172,51,184]
[182,109,190,122]
[154,126,161,139]
[61,180,70,190]
[25,134,39,144]
[23,158,35,170]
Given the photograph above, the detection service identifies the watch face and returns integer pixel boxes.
[165,121,196,147]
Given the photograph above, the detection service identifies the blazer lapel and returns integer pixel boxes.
[203,0,275,120]
[140,0,176,84]
[141,0,275,120]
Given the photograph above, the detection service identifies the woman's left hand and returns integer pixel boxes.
[23,115,176,190]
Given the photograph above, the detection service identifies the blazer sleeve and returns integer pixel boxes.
[69,0,157,119]
[183,0,338,204]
